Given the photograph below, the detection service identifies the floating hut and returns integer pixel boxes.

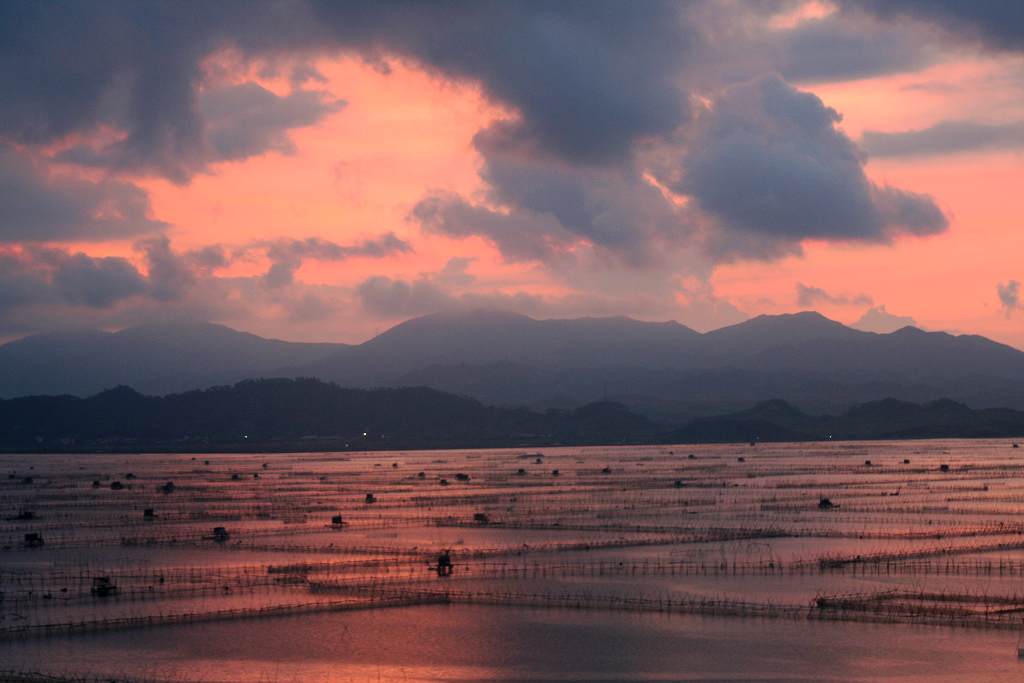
[436,549,453,577]
[90,577,117,597]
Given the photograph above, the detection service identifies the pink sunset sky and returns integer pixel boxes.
[3,1,1023,347]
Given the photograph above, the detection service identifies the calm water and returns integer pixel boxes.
[3,439,1024,681]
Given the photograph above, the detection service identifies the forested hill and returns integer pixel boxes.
[0,378,659,452]
[2,379,1023,453]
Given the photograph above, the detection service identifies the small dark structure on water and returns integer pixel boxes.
[473,512,490,524]
[551,469,560,476]
[601,466,611,474]
[91,577,117,597]
[818,497,836,510]
[23,533,44,548]
[159,481,175,494]
[92,480,101,488]
[212,526,230,542]
[110,481,124,490]
[436,549,453,577]
[365,493,377,504]
[940,463,950,472]
[455,473,470,482]
[516,468,527,475]
[330,514,346,528]
[143,508,155,520]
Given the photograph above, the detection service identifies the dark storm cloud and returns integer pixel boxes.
[686,3,940,89]
[0,252,53,313]
[0,2,234,181]
[352,257,478,318]
[0,235,390,337]
[139,237,197,301]
[796,283,873,307]
[55,83,346,177]
[476,136,685,262]
[849,1,1024,51]
[196,82,345,163]
[356,276,455,318]
[414,73,947,269]
[354,264,699,322]
[775,15,932,83]
[258,233,411,288]
[52,253,148,308]
[187,245,230,272]
[413,193,572,264]
[0,248,146,313]
[0,145,165,243]
[306,1,693,165]
[679,75,947,258]
[413,131,688,267]
[861,120,1024,158]
[1,1,692,181]
[999,280,1021,316]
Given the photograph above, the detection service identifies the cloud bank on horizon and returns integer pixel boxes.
[1,1,1023,346]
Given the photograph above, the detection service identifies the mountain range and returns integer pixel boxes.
[3,310,1024,421]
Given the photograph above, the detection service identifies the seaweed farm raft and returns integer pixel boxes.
[5,439,1024,680]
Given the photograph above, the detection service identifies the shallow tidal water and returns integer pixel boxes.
[3,439,1024,681]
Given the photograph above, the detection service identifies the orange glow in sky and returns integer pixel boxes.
[8,2,1024,348]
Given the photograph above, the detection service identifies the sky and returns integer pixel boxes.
[2,0,1023,346]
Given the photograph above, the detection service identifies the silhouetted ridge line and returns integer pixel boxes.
[4,309,1024,422]
[1,379,1023,452]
